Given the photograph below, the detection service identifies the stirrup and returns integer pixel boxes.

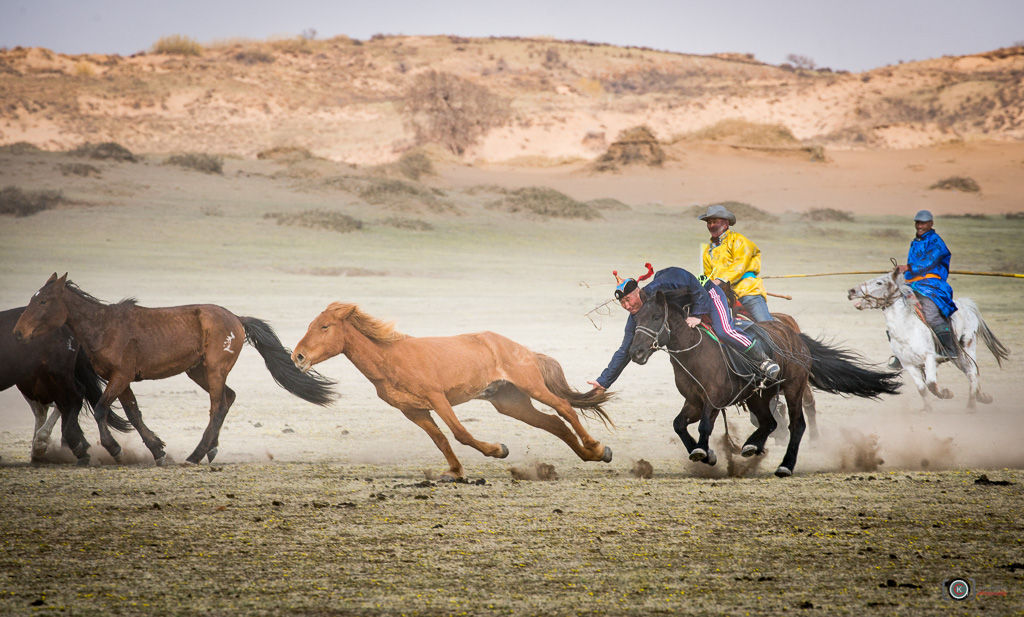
[760,360,781,380]
[887,356,902,370]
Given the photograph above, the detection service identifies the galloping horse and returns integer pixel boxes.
[14,274,337,465]
[2,306,131,464]
[848,268,1009,411]
[291,302,614,480]
[629,290,901,476]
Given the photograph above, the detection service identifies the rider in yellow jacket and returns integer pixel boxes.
[698,204,772,322]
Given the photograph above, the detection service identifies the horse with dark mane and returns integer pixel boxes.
[13,274,337,465]
[291,302,614,480]
[2,306,131,464]
[629,290,900,476]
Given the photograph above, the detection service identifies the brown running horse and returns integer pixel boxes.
[14,274,337,465]
[291,302,614,480]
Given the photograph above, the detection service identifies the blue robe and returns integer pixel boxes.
[906,229,956,318]
[596,267,711,388]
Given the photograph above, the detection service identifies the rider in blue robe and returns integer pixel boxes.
[898,210,957,358]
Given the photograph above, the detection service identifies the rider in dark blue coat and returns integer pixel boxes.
[588,264,779,391]
[898,210,958,358]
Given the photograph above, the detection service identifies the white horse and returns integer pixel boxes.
[848,269,1009,411]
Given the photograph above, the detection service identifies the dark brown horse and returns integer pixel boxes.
[291,302,613,480]
[2,306,132,464]
[629,290,900,476]
[13,274,337,465]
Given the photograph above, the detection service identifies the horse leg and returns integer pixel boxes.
[803,389,819,442]
[673,400,701,456]
[770,389,789,445]
[516,386,608,462]
[903,365,933,413]
[92,376,131,463]
[26,398,58,462]
[488,384,591,460]
[400,407,466,480]
[959,334,989,407]
[924,355,953,400]
[425,392,509,460]
[689,402,719,464]
[184,365,234,465]
[58,405,92,465]
[775,383,808,478]
[117,386,168,464]
[742,395,776,458]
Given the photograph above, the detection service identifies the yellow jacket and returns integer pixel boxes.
[701,230,767,300]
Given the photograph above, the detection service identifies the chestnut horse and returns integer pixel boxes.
[291,302,614,480]
[2,306,131,464]
[14,274,337,465]
[629,290,900,476]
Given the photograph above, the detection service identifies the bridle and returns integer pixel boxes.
[634,307,702,355]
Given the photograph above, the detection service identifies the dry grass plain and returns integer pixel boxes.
[1,146,1023,615]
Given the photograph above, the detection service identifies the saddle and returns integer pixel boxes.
[698,319,779,386]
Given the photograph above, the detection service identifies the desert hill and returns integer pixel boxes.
[1,35,1023,164]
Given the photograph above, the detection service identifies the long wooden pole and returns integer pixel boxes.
[763,270,1024,279]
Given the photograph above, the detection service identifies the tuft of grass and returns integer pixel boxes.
[358,177,455,212]
[264,210,364,233]
[684,201,778,224]
[395,151,435,181]
[70,142,136,162]
[940,213,988,219]
[0,186,64,217]
[593,125,664,171]
[490,187,602,220]
[1005,212,1024,220]
[0,142,44,155]
[152,35,203,57]
[802,208,854,222]
[258,146,314,163]
[379,216,435,231]
[679,119,798,146]
[234,50,275,65]
[586,198,631,211]
[165,153,224,174]
[929,176,980,193]
[58,163,101,177]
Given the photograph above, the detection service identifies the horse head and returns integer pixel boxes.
[14,273,70,343]
[628,290,671,365]
[292,302,358,372]
[848,268,903,310]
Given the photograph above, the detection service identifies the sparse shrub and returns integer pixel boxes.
[234,50,274,65]
[58,163,101,177]
[490,187,601,220]
[403,71,511,155]
[395,151,434,181]
[802,208,854,222]
[939,213,987,219]
[165,153,223,174]
[684,201,778,223]
[72,61,95,77]
[0,142,43,155]
[593,126,664,171]
[360,177,454,212]
[0,186,63,217]
[786,54,816,70]
[1005,212,1024,219]
[929,176,980,193]
[682,119,798,146]
[71,142,136,162]
[586,198,630,211]
[257,146,313,162]
[380,216,434,231]
[264,210,364,233]
[152,35,203,57]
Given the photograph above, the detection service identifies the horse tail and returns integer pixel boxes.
[535,353,616,428]
[240,317,338,406]
[74,349,132,433]
[958,299,1010,368]
[800,333,901,398]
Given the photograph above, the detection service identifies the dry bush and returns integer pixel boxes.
[234,50,274,65]
[257,146,314,162]
[940,213,987,220]
[152,35,203,57]
[72,61,95,77]
[684,201,778,224]
[0,142,43,155]
[165,153,223,174]
[802,208,854,222]
[58,162,101,177]
[359,177,455,212]
[379,216,434,231]
[586,198,631,211]
[593,126,665,171]
[70,142,136,162]
[264,210,364,233]
[682,119,798,146]
[929,176,980,193]
[403,71,511,155]
[0,186,63,217]
[1005,212,1024,220]
[490,187,601,220]
[395,151,434,181]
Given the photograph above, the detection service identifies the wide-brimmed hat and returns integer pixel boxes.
[697,204,736,225]
[914,209,934,222]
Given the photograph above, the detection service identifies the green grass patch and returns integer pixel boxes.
[490,187,602,220]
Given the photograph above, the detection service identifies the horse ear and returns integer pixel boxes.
[46,272,58,283]
[655,290,667,305]
[57,273,68,286]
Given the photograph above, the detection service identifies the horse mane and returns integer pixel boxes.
[328,302,408,343]
[65,280,138,307]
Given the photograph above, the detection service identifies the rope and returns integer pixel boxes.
[764,270,1024,279]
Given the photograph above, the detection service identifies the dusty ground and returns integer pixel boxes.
[1,145,1023,615]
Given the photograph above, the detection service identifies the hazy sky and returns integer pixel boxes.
[1,0,1021,72]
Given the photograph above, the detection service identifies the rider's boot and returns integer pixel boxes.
[934,325,958,360]
[745,339,781,380]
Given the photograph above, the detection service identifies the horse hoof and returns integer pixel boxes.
[601,446,613,463]
[154,455,168,467]
[705,450,717,466]
[437,475,458,484]
[775,466,793,478]
[206,448,218,463]
[689,448,707,462]
[978,393,993,404]
[113,452,125,464]
[741,444,758,458]
[181,458,199,467]
[939,389,954,399]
